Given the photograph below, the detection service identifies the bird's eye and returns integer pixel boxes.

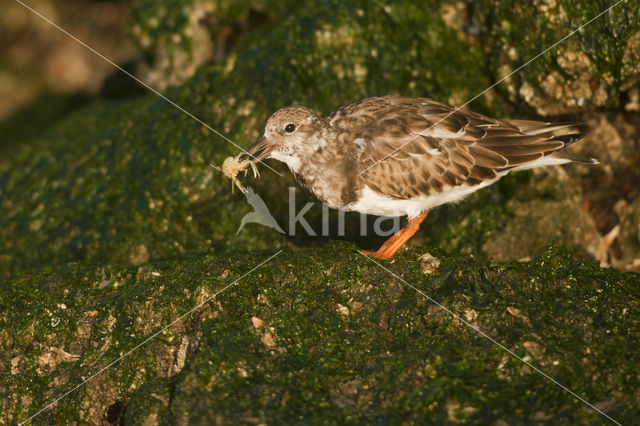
[284,123,296,133]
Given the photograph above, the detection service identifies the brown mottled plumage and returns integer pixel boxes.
[245,96,597,258]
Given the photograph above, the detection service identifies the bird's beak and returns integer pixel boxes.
[240,137,275,162]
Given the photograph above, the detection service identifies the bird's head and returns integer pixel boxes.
[242,106,326,169]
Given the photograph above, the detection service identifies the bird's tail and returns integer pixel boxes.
[547,133,598,164]
[554,150,599,164]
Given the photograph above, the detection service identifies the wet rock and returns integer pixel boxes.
[11,355,24,375]
[479,0,640,116]
[1,246,638,423]
[131,1,219,91]
[2,0,640,423]
[129,0,302,90]
[482,195,604,263]
[614,198,640,271]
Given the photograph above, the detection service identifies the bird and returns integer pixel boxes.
[242,95,597,259]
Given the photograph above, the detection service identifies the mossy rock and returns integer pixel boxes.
[3,0,640,423]
[2,245,639,423]
[475,0,640,115]
[4,0,636,274]
[424,167,605,262]
[1,0,506,275]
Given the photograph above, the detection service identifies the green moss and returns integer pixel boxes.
[0,0,507,275]
[129,0,300,57]
[475,0,640,112]
[2,0,640,423]
[2,246,639,423]
[0,93,91,149]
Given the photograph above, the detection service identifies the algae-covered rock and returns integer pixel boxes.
[615,197,640,270]
[419,166,608,266]
[0,244,640,424]
[1,0,506,275]
[476,0,640,115]
[2,0,640,423]
[2,246,639,423]
[0,95,285,273]
[129,0,301,90]
[4,0,636,275]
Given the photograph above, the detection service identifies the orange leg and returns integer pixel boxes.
[362,211,429,259]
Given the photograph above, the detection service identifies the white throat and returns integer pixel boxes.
[270,151,303,174]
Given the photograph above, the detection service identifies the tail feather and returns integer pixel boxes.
[496,129,598,171]
[554,151,599,164]
[549,133,598,164]
[507,119,584,136]
[550,133,584,147]
[483,119,598,171]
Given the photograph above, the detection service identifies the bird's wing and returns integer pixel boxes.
[330,96,580,199]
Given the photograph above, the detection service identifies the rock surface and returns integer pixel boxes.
[2,246,639,424]
[1,0,639,423]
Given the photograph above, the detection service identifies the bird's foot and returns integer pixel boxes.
[360,211,429,260]
[360,249,394,260]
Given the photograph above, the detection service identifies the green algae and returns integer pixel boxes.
[474,0,640,113]
[1,0,505,275]
[2,0,640,423]
[2,245,639,423]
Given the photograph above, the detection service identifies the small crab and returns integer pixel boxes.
[212,154,260,193]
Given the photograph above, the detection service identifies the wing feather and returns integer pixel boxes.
[334,96,584,199]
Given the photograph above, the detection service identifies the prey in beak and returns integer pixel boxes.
[214,138,274,193]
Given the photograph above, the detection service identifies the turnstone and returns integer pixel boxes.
[242,96,597,259]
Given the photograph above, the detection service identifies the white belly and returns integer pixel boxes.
[344,155,575,217]
[344,179,499,218]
